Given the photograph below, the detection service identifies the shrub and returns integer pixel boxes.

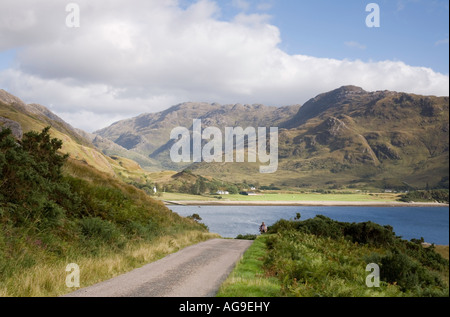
[373,249,445,293]
[79,217,122,244]
[400,190,449,204]
[265,216,449,296]
[235,234,257,240]
[269,215,397,247]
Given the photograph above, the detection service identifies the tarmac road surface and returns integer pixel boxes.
[64,239,253,297]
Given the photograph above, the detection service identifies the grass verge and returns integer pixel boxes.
[0,231,219,297]
[217,236,282,297]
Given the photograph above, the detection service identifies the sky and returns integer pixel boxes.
[0,0,448,132]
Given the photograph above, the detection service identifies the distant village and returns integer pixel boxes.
[216,187,261,196]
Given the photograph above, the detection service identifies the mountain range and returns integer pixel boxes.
[1,86,448,190]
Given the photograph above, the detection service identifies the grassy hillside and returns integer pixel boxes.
[0,98,117,176]
[0,124,214,296]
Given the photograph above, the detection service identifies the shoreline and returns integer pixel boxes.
[164,200,449,207]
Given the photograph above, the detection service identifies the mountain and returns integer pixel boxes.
[0,89,130,177]
[195,86,449,189]
[95,102,300,169]
[4,86,447,190]
[95,86,449,189]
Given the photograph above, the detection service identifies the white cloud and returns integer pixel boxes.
[435,38,449,46]
[256,2,274,11]
[345,41,367,50]
[396,0,420,12]
[232,0,250,11]
[0,0,448,132]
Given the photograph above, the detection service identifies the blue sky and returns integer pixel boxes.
[274,0,449,74]
[0,0,448,132]
[201,0,450,74]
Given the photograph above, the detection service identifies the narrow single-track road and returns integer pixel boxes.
[64,239,253,297]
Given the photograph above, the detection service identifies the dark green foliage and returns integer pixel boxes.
[187,214,202,222]
[266,216,449,296]
[368,250,445,294]
[268,215,398,246]
[400,190,449,204]
[0,127,73,224]
[79,217,123,247]
[235,234,257,240]
[0,127,206,261]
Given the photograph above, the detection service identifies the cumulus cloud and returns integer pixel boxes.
[0,0,448,132]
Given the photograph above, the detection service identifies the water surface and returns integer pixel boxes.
[170,206,449,245]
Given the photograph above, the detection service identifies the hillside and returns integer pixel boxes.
[192,87,449,189]
[0,90,212,296]
[95,102,300,170]
[5,86,447,191]
[0,90,117,176]
[0,89,167,182]
[94,86,448,190]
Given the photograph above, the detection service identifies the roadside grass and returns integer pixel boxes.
[0,128,216,297]
[0,231,219,297]
[217,236,282,297]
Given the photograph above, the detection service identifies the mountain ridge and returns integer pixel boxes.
[94,85,448,189]
[2,87,448,189]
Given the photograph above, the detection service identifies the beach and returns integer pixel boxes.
[164,200,449,207]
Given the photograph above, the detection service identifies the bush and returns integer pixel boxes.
[79,217,122,244]
[235,234,257,240]
[266,216,449,296]
[400,190,449,204]
[371,249,446,293]
[125,220,160,240]
[269,215,397,247]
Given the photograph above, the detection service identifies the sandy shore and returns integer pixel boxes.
[164,200,449,207]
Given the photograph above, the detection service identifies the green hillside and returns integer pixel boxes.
[0,91,214,296]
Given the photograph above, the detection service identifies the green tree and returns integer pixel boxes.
[0,127,71,223]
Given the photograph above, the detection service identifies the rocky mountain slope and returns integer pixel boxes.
[0,89,126,176]
[3,86,448,190]
[94,86,448,189]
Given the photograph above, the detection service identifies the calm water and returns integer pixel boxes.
[170,206,450,245]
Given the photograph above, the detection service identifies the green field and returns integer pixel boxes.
[157,192,401,203]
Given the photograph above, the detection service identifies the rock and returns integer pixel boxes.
[0,117,23,139]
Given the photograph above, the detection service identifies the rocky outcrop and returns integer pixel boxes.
[0,117,23,139]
